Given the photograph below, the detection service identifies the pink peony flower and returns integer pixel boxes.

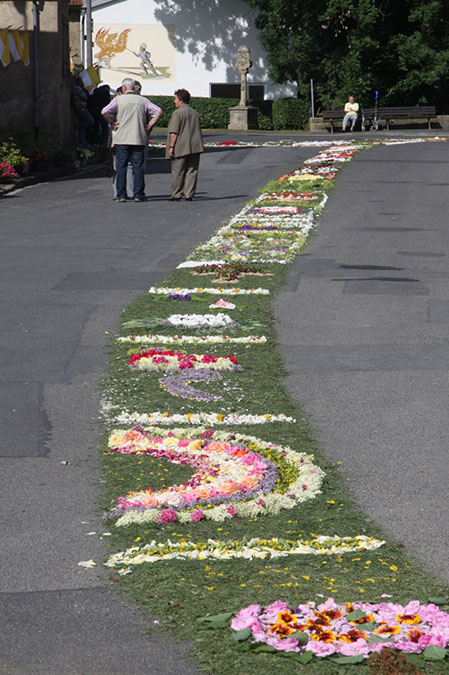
[418,634,447,648]
[394,641,422,653]
[338,639,369,657]
[265,635,300,652]
[261,600,290,622]
[227,506,236,516]
[191,509,204,521]
[155,508,177,523]
[231,604,262,631]
[307,641,338,657]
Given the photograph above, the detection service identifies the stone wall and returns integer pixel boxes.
[0,0,72,146]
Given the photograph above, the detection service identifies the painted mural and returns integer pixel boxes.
[93,23,176,81]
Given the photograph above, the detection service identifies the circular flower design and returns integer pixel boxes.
[229,598,449,659]
[105,428,324,526]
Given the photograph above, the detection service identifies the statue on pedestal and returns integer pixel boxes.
[228,44,258,130]
[236,45,252,107]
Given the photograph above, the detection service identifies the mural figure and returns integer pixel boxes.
[95,27,131,68]
[94,24,175,81]
[132,42,159,76]
[236,44,252,106]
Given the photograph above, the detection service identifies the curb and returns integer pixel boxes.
[0,162,108,197]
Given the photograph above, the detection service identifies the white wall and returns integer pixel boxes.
[92,0,295,99]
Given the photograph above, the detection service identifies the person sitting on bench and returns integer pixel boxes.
[342,96,359,131]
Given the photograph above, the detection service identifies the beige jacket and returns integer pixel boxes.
[113,93,148,145]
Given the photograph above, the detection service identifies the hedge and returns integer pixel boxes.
[145,95,274,130]
[272,98,310,131]
[143,95,309,131]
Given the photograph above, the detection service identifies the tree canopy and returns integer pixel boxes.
[248,0,449,111]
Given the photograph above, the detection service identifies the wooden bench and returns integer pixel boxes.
[322,106,436,132]
[321,110,359,133]
[361,106,436,130]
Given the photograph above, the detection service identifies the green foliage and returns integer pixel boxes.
[0,138,28,172]
[146,95,274,130]
[272,98,310,130]
[248,0,449,111]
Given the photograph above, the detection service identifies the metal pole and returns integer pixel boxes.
[85,0,92,67]
[80,9,85,67]
[32,1,40,139]
[310,78,315,118]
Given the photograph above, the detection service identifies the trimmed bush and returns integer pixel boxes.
[272,98,310,130]
[145,96,273,130]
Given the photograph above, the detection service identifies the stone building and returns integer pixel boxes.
[69,0,83,66]
[89,0,294,99]
[0,0,72,146]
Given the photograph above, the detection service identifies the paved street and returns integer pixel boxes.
[2,132,449,672]
[0,136,318,673]
[277,138,449,583]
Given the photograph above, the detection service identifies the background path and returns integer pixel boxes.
[276,139,449,583]
[0,136,319,674]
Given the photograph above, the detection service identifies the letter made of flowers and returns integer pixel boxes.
[105,428,324,526]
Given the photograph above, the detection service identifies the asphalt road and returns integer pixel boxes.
[276,139,449,583]
[0,137,319,674]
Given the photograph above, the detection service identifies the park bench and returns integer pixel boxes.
[361,106,436,131]
[321,110,357,134]
[321,106,436,133]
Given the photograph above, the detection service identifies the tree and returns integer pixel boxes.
[248,0,449,110]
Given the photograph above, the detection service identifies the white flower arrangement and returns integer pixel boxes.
[110,411,296,426]
[117,334,267,345]
[105,535,385,568]
[166,313,235,328]
[148,286,270,296]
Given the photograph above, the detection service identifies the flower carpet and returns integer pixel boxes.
[94,136,449,673]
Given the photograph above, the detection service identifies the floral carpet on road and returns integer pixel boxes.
[81,136,449,672]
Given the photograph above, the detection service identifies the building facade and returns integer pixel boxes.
[0,0,72,145]
[90,0,295,99]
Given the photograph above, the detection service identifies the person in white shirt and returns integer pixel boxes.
[343,96,359,131]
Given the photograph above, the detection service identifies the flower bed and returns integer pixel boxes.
[263,191,320,203]
[106,428,324,526]
[128,349,241,373]
[192,262,268,281]
[226,598,449,663]
[110,411,296,426]
[105,535,385,567]
[149,285,270,296]
[160,369,224,402]
[166,313,235,329]
[117,334,267,345]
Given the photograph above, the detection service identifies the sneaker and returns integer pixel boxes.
[117,198,126,203]
[134,197,145,202]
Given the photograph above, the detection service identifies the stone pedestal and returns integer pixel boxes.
[309,117,329,133]
[228,106,259,131]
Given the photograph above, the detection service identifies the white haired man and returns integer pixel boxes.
[342,96,359,132]
[102,77,162,202]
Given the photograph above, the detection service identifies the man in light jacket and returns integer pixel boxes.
[167,89,203,201]
[342,96,359,132]
[102,78,162,202]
